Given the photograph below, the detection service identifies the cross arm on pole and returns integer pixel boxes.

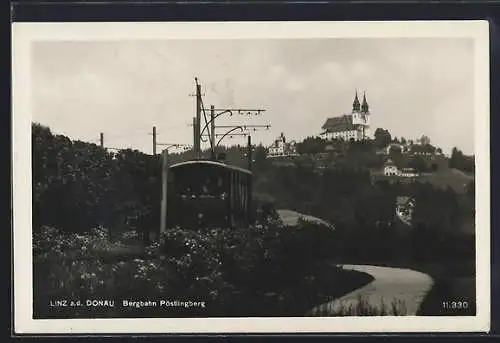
[216,124,271,130]
[156,143,192,152]
[216,126,245,147]
[212,109,266,115]
[199,109,266,139]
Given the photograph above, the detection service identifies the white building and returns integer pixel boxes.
[268,132,298,158]
[399,168,419,178]
[320,91,371,141]
[384,159,399,176]
[384,159,419,178]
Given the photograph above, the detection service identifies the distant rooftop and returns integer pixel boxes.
[322,115,360,133]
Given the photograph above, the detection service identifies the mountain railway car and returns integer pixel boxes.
[166,160,253,229]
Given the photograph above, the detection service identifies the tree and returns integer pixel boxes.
[419,135,431,146]
[408,156,428,173]
[295,136,326,155]
[450,147,474,173]
[253,145,269,170]
[466,181,475,197]
[389,144,403,156]
[374,128,392,148]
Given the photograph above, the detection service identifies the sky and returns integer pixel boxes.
[31,38,475,155]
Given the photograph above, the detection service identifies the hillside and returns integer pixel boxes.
[416,155,474,194]
[32,124,476,319]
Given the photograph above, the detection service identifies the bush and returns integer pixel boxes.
[33,218,351,318]
[32,123,161,235]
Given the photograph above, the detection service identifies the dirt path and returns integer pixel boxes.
[308,264,434,316]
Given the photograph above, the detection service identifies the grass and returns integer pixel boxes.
[37,230,147,263]
[416,156,473,194]
[309,294,408,316]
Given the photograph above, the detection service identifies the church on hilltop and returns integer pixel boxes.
[320,91,371,141]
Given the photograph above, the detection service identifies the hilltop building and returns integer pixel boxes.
[385,141,437,157]
[383,158,419,178]
[267,132,298,158]
[384,158,399,176]
[321,91,371,141]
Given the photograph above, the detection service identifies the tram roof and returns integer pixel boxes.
[169,159,252,175]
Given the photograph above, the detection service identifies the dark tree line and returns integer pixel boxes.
[32,123,161,237]
[33,123,475,266]
[252,160,475,264]
[32,123,475,320]
[33,124,269,236]
[295,136,327,155]
[374,128,392,148]
[450,147,475,174]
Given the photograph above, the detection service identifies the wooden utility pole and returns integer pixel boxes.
[192,117,197,152]
[247,134,253,171]
[157,143,190,238]
[247,134,253,224]
[152,126,157,155]
[195,80,202,158]
[100,133,104,148]
[160,149,169,237]
[210,105,216,159]
[194,78,269,160]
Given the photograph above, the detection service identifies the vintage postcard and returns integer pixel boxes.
[12,21,490,334]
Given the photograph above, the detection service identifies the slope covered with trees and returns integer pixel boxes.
[31,123,476,317]
[32,123,372,318]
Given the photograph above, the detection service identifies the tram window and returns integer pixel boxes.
[172,165,224,198]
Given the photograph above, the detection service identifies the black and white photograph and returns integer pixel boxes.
[12,21,490,333]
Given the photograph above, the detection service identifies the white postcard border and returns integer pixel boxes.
[12,20,491,334]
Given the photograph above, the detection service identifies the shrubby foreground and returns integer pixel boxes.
[33,223,373,318]
[31,123,476,317]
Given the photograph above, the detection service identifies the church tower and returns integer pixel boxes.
[351,90,371,139]
[321,90,372,142]
[361,92,369,114]
[352,90,363,125]
[351,90,363,125]
[352,90,361,112]
[360,91,371,138]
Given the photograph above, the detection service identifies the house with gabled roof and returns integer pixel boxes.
[267,132,298,158]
